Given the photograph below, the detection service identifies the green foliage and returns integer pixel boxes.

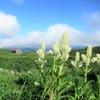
[0,51,38,72]
[0,69,24,100]
[0,33,100,100]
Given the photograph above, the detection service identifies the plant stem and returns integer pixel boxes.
[52,57,57,78]
[84,65,88,83]
[97,75,100,99]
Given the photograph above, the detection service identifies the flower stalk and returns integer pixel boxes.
[35,42,47,84]
[81,45,92,83]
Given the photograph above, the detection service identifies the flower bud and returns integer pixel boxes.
[71,55,83,68]
[61,53,69,61]
[75,52,80,62]
[91,57,97,63]
[53,45,60,54]
[47,50,53,55]
[85,58,90,66]
[81,54,87,62]
[61,32,68,46]
[71,61,76,67]
[54,40,59,48]
[37,49,44,59]
[61,45,71,54]
[38,58,41,62]
[96,54,100,59]
[78,62,83,68]
[41,42,45,52]
[86,45,92,58]
[97,60,100,65]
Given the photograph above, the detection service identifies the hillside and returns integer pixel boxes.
[1,45,100,56]
[0,46,100,73]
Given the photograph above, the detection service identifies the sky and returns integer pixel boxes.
[0,0,100,49]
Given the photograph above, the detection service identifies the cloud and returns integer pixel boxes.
[82,11,100,30]
[12,0,24,4]
[1,7,100,49]
[0,10,100,49]
[1,23,100,49]
[0,11,20,37]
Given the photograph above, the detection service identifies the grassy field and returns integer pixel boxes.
[0,36,100,100]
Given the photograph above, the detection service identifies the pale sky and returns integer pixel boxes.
[0,0,100,48]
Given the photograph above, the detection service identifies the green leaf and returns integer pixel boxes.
[34,81,40,86]
[87,68,92,73]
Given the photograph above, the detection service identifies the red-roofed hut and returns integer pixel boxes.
[12,48,22,54]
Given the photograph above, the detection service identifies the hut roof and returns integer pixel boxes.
[12,48,18,52]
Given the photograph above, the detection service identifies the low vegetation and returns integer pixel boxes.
[0,32,100,100]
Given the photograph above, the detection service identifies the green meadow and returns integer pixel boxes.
[0,32,100,100]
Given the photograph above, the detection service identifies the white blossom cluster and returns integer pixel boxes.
[41,42,45,52]
[36,49,44,61]
[71,45,93,68]
[46,50,53,55]
[52,32,71,62]
[91,53,100,66]
[71,52,83,68]
[81,45,92,66]
[35,42,47,65]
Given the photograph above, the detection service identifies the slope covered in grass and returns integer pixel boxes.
[0,46,100,72]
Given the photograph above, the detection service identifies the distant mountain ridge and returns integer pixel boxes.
[2,45,100,53]
[21,45,87,52]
